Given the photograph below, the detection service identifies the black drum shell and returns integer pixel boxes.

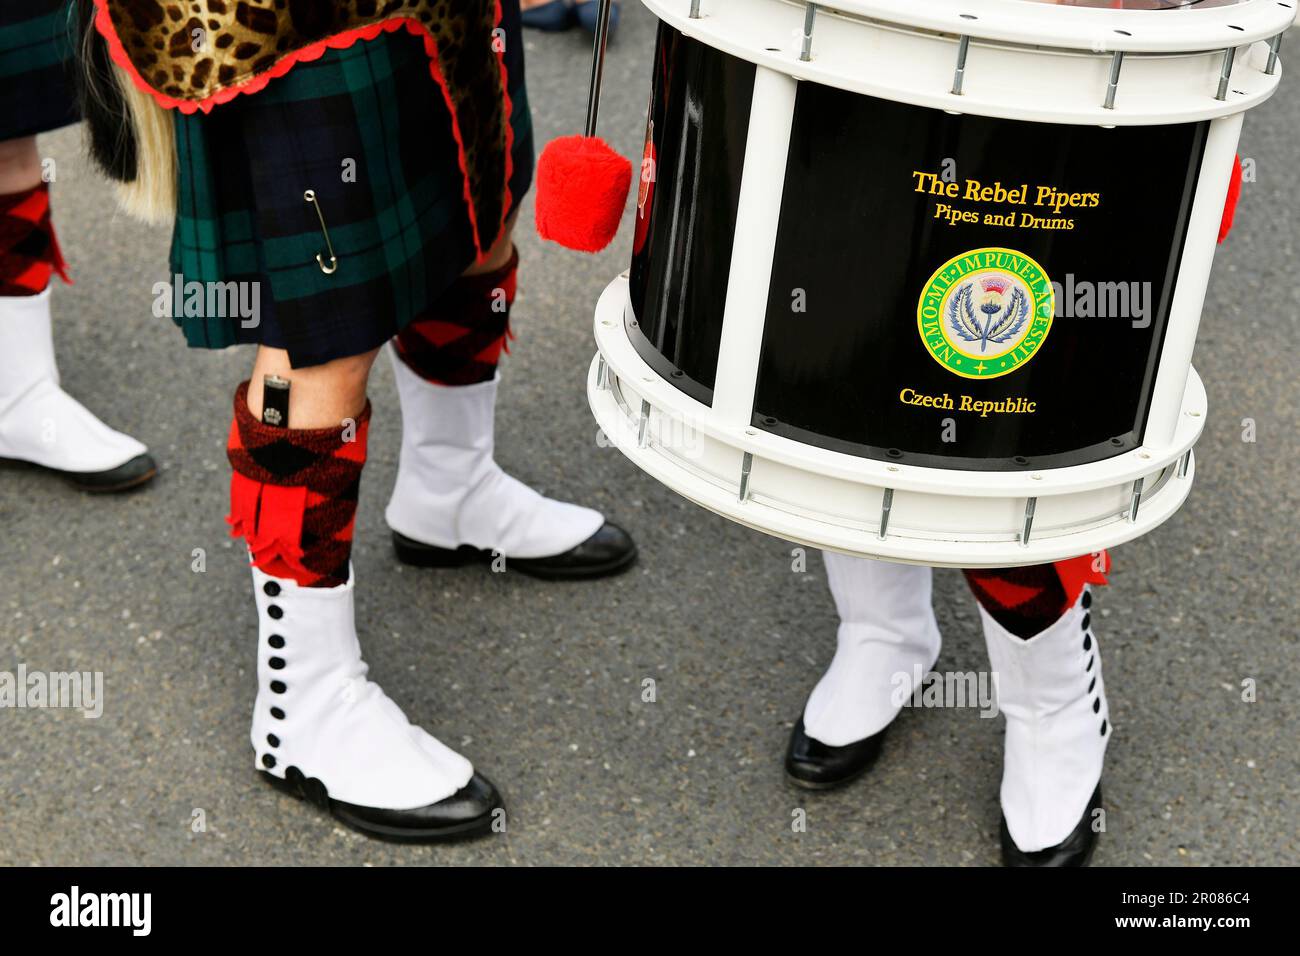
[629,22,1209,472]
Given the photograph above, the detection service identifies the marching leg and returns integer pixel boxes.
[969,566,1109,866]
[386,240,636,579]
[0,160,154,491]
[230,359,502,842]
[786,552,941,789]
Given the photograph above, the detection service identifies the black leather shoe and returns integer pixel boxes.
[0,452,157,493]
[261,768,503,843]
[1000,785,1102,867]
[785,716,887,790]
[65,453,158,493]
[392,521,638,580]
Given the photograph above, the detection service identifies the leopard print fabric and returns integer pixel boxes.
[97,0,510,249]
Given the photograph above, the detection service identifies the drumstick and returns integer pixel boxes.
[534,0,634,253]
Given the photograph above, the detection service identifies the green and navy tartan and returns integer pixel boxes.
[0,0,80,140]
[169,16,534,368]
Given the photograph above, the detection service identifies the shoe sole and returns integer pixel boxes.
[259,770,500,844]
[0,455,157,494]
[784,753,881,792]
[392,531,638,581]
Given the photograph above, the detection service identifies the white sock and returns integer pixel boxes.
[385,345,602,557]
[802,553,942,746]
[0,288,147,472]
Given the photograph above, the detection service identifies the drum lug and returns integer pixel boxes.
[1216,47,1237,101]
[738,452,754,503]
[800,4,818,63]
[951,35,970,96]
[1127,476,1144,522]
[1103,51,1125,110]
[1020,496,1037,546]
[877,488,894,540]
[1266,33,1283,76]
[637,399,651,448]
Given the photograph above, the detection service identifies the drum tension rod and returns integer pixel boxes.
[951,36,970,96]
[1020,497,1037,547]
[1127,477,1144,523]
[1176,450,1192,479]
[800,4,818,62]
[1103,51,1125,110]
[1216,46,1236,101]
[1266,33,1283,76]
[738,452,754,503]
[637,399,651,448]
[689,0,702,17]
[877,488,894,540]
[596,354,609,390]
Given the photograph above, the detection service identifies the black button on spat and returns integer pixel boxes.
[264,581,282,597]
[268,605,284,620]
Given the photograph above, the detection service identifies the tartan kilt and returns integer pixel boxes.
[169,11,534,369]
[0,0,80,140]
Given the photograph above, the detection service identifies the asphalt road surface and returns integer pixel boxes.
[1,7,1296,866]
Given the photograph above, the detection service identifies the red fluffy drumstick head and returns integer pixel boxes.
[535,135,633,253]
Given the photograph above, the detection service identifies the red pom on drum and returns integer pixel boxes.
[535,135,633,253]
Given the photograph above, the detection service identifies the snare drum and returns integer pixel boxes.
[588,0,1294,567]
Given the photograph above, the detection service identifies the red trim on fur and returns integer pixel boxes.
[419,33,483,260]
[492,0,515,264]
[1054,550,1111,609]
[90,2,515,257]
[1218,154,1243,244]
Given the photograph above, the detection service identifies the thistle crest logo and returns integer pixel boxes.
[916,248,1055,379]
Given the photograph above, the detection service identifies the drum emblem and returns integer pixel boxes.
[916,248,1055,380]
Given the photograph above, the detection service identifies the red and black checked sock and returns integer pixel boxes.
[225,381,369,589]
[0,182,70,296]
[393,247,519,385]
[963,564,1070,640]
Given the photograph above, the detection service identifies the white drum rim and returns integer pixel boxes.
[644,0,1293,125]
[660,0,1296,55]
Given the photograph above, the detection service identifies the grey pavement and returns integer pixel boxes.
[1,6,1296,866]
